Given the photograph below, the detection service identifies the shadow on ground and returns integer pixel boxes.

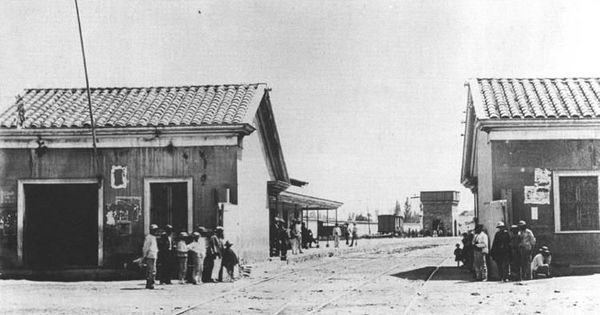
[392,266,473,282]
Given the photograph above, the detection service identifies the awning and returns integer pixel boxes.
[276,190,343,210]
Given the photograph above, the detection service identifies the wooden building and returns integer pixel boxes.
[461,78,600,264]
[0,83,341,271]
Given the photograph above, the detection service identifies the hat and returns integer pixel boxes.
[179,232,188,237]
[225,240,233,247]
[274,217,285,223]
[510,224,518,229]
[540,246,550,253]
[149,224,159,230]
[215,226,224,231]
[192,232,200,237]
[197,226,207,233]
[496,221,505,228]
[518,220,527,226]
[164,224,173,231]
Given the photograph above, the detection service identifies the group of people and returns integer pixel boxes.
[142,224,239,289]
[332,222,358,248]
[455,220,551,282]
[271,218,318,260]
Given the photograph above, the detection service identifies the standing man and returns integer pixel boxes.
[295,219,303,254]
[509,224,521,280]
[490,222,511,282]
[277,219,289,261]
[518,220,536,280]
[210,226,225,282]
[333,224,341,248]
[346,222,354,246]
[157,224,175,285]
[142,224,160,289]
[301,222,309,250]
[187,231,204,285]
[472,224,489,281]
[350,222,358,247]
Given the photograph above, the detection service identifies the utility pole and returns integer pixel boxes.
[74,0,99,177]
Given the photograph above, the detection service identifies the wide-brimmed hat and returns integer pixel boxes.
[274,217,285,223]
[164,224,173,232]
[510,224,518,229]
[179,232,188,237]
[225,240,233,247]
[149,224,159,230]
[518,220,527,226]
[540,246,550,253]
[496,221,505,228]
[215,226,224,231]
[192,232,200,237]
[197,226,207,233]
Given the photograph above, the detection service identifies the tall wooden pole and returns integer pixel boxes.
[74,0,99,176]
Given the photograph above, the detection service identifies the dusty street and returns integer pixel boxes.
[1,238,599,315]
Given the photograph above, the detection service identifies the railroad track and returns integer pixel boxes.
[173,244,448,315]
[171,250,374,315]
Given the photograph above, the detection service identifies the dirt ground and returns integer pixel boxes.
[1,238,598,314]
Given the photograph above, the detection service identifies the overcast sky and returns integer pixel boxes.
[3,0,600,217]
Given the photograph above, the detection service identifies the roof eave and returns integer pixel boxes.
[0,123,256,138]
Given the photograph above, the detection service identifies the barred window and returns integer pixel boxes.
[554,172,600,232]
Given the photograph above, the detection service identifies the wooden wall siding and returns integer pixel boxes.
[492,140,600,263]
[0,146,237,268]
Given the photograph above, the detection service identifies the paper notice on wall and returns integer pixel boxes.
[524,186,550,204]
[531,207,538,220]
[534,168,552,187]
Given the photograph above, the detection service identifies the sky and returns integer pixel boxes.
[3,0,600,217]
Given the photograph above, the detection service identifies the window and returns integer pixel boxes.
[554,171,600,233]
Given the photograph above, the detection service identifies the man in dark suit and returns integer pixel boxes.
[157,224,175,284]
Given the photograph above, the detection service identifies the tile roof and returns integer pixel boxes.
[0,84,266,129]
[471,78,600,120]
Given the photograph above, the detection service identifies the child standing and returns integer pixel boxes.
[221,241,239,282]
[454,243,462,267]
[176,232,189,284]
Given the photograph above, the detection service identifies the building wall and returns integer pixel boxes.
[0,145,238,268]
[475,130,494,233]
[491,139,600,263]
[230,117,272,263]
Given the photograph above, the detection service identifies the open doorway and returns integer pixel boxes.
[22,183,99,269]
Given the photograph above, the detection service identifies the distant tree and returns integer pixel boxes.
[394,200,402,216]
[355,213,368,221]
[403,197,413,222]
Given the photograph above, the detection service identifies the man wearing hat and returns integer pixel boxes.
[142,224,160,289]
[208,226,225,282]
[490,221,511,281]
[221,240,239,282]
[509,224,521,280]
[517,220,536,280]
[187,231,204,284]
[531,246,552,278]
[472,224,489,281]
[157,224,175,284]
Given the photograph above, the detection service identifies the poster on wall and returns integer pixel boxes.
[105,196,141,235]
[524,186,550,204]
[110,165,128,189]
[534,168,551,187]
[524,168,552,204]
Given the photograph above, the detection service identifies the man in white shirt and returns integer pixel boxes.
[333,224,342,248]
[472,224,489,281]
[143,224,159,289]
[531,246,552,279]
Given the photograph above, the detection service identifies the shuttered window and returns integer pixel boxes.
[558,176,600,231]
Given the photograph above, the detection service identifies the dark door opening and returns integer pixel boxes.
[24,184,98,269]
[150,182,188,233]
